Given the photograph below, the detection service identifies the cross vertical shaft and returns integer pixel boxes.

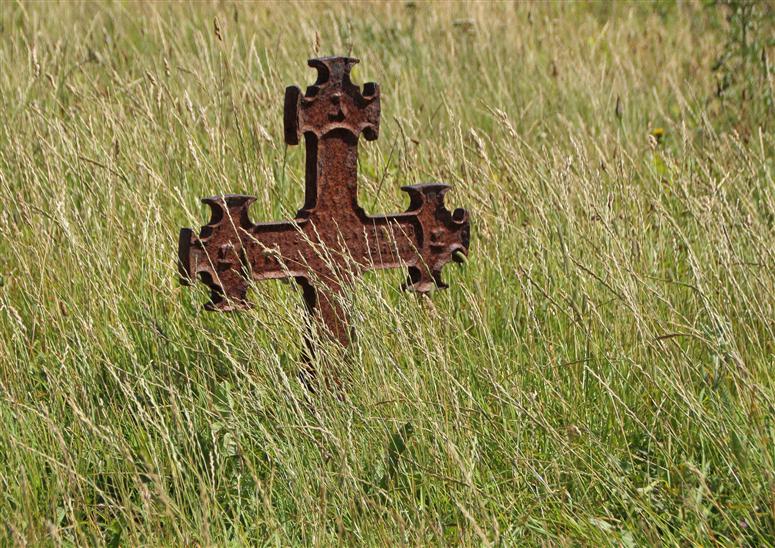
[303,130,358,215]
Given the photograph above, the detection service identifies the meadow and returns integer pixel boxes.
[1,1,773,544]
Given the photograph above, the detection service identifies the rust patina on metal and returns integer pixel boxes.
[178,56,470,348]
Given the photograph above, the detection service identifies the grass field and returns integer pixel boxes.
[1,0,774,544]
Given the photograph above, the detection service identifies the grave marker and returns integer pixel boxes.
[179,56,470,349]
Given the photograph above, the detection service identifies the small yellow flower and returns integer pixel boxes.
[650,127,665,144]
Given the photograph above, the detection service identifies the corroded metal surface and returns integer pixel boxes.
[179,56,470,348]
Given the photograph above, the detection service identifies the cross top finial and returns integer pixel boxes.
[307,56,359,88]
[284,56,380,145]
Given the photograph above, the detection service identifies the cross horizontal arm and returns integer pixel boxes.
[179,195,312,310]
[367,184,469,292]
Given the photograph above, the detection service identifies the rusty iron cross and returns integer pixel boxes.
[178,56,470,347]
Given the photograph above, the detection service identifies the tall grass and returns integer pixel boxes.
[1,1,773,544]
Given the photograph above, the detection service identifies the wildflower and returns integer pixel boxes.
[650,127,665,144]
